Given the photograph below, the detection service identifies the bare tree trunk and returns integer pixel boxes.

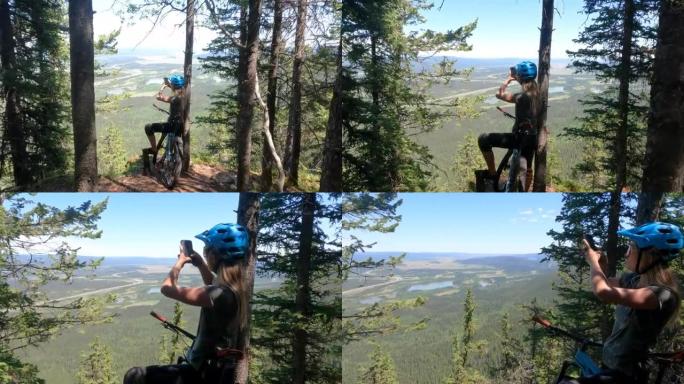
[0,0,31,188]
[533,0,554,192]
[255,74,286,191]
[235,192,260,384]
[319,31,343,192]
[293,193,314,384]
[69,0,98,191]
[261,0,283,191]
[641,0,684,192]
[636,192,664,225]
[615,0,634,193]
[182,0,195,173]
[236,0,263,191]
[284,0,308,186]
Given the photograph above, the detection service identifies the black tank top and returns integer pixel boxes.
[514,92,538,134]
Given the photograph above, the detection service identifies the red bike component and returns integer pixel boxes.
[532,315,552,328]
[216,348,245,360]
[150,310,167,323]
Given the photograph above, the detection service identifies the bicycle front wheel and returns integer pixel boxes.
[157,138,183,189]
[505,149,524,192]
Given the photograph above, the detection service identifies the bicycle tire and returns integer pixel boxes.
[505,148,523,192]
[156,136,182,189]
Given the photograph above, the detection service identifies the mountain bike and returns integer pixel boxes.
[531,316,684,384]
[150,310,244,383]
[142,104,183,189]
[475,106,530,192]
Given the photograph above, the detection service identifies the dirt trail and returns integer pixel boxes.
[96,164,238,192]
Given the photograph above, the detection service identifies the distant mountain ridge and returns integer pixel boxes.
[356,251,545,262]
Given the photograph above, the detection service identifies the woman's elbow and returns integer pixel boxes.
[160,284,174,298]
[593,286,614,303]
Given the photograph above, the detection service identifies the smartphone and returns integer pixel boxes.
[180,240,197,266]
[509,66,517,77]
[583,233,599,251]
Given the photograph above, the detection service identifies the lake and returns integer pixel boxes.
[408,281,454,292]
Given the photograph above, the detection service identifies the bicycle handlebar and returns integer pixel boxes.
[150,310,196,340]
[531,316,603,348]
[496,106,515,120]
[152,103,170,115]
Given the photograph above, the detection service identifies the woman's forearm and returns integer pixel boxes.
[197,261,214,285]
[162,260,183,290]
[589,260,611,298]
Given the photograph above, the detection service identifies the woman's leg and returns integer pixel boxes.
[478,132,517,177]
[144,122,167,153]
[123,364,202,384]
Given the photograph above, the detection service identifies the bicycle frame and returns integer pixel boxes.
[150,311,245,361]
[532,316,684,384]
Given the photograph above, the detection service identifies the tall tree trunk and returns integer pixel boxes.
[636,192,664,225]
[615,0,634,193]
[641,0,684,192]
[182,0,195,173]
[284,0,308,186]
[0,0,31,188]
[603,189,622,338]
[319,30,343,192]
[69,0,97,191]
[293,193,314,384]
[236,0,263,191]
[533,0,554,192]
[235,192,260,384]
[261,0,283,191]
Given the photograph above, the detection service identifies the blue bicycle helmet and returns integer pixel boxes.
[515,61,537,81]
[618,222,684,261]
[195,223,249,264]
[167,74,185,89]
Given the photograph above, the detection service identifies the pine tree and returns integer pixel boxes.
[342,0,477,191]
[98,126,127,177]
[158,302,186,365]
[0,0,71,189]
[641,0,684,192]
[443,288,487,384]
[358,343,399,384]
[0,196,113,381]
[76,337,116,384]
[565,0,658,190]
[443,132,486,191]
[252,193,341,384]
[70,0,98,191]
[496,313,523,376]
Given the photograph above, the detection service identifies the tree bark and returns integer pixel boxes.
[636,192,664,225]
[235,192,260,384]
[261,0,283,191]
[236,0,263,191]
[641,0,684,192]
[533,0,554,192]
[615,0,634,193]
[182,0,195,173]
[69,0,98,191]
[293,193,315,384]
[319,30,343,192]
[0,0,31,188]
[284,0,308,186]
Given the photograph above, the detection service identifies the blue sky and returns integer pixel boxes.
[16,193,240,258]
[347,193,565,254]
[413,0,586,59]
[93,0,586,59]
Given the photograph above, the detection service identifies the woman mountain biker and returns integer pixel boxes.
[563,222,683,384]
[123,223,249,384]
[144,74,185,160]
[478,61,540,191]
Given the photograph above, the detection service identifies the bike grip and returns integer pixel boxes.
[532,316,551,327]
[150,311,167,322]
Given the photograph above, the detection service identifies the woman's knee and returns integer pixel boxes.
[478,133,491,151]
[144,124,154,136]
[123,366,145,384]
